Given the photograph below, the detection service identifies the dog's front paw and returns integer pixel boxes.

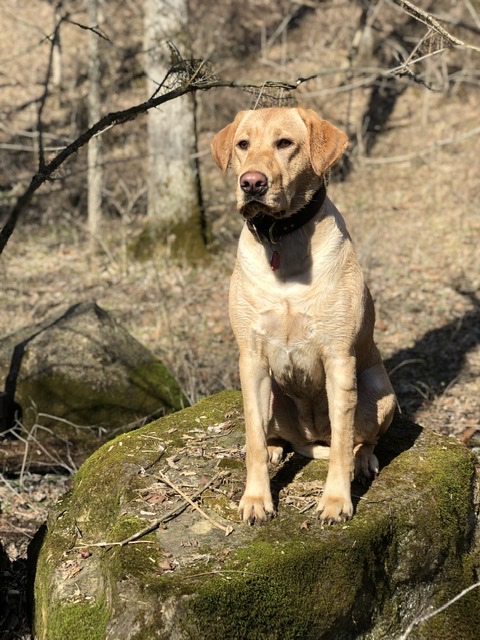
[239,493,276,525]
[316,493,353,525]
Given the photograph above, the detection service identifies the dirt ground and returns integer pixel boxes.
[1,1,480,637]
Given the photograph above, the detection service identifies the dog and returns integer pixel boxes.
[211,107,396,525]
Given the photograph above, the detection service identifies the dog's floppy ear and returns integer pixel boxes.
[211,111,247,173]
[298,108,348,177]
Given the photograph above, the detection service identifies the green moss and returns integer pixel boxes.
[128,360,189,411]
[33,526,108,640]
[183,513,393,640]
[106,516,161,581]
[390,443,476,583]
[72,453,136,536]
[138,389,243,450]
[20,360,186,436]
[192,573,313,640]
[57,390,243,539]
[42,600,108,640]
[427,446,475,550]
[217,457,244,471]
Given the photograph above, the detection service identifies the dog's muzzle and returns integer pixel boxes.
[239,199,279,220]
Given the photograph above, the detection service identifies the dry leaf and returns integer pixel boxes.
[145,492,166,505]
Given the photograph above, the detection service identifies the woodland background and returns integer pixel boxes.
[0,0,479,636]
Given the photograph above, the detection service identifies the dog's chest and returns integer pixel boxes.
[254,302,326,394]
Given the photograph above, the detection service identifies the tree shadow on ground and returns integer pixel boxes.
[385,291,480,417]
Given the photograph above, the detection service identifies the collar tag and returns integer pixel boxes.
[270,250,281,271]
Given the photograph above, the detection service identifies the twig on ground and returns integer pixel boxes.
[298,500,317,514]
[464,0,480,31]
[0,473,44,516]
[4,419,77,484]
[75,471,230,549]
[157,470,234,537]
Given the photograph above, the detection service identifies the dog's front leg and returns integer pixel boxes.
[238,352,274,525]
[317,356,356,524]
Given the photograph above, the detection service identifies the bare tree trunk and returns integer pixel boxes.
[88,0,103,248]
[143,0,206,260]
[52,6,63,89]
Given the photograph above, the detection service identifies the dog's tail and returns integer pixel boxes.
[292,443,330,460]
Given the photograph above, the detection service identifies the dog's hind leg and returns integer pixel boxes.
[267,437,287,464]
[353,443,379,481]
[353,362,396,481]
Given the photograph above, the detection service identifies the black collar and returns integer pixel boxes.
[246,183,326,245]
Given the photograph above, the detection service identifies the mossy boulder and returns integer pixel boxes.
[0,302,187,471]
[30,391,479,640]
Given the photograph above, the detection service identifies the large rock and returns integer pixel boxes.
[0,302,187,471]
[30,391,479,640]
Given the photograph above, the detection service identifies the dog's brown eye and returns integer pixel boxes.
[237,140,249,150]
[277,138,293,149]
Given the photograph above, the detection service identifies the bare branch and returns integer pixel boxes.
[464,0,480,31]
[391,0,480,52]
[65,18,112,44]
[36,12,67,171]
[363,124,480,165]
[0,73,295,255]
[76,471,229,549]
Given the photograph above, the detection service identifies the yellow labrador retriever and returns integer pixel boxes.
[211,107,396,525]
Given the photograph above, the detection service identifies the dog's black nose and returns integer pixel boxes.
[240,171,268,196]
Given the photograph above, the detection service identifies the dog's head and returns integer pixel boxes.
[211,107,348,219]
